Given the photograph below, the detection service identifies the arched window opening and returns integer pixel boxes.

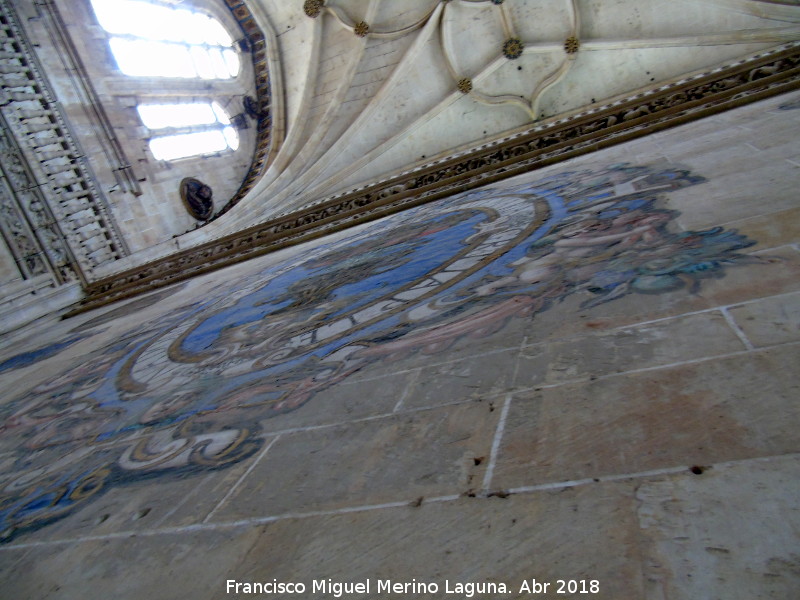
[88,0,247,162]
[139,102,239,161]
[90,0,239,79]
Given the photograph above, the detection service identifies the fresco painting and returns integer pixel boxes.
[68,283,188,333]
[0,163,757,541]
[0,333,95,375]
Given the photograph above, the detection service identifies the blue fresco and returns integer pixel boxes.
[0,163,757,541]
[0,334,94,375]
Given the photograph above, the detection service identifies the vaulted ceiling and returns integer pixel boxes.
[218,0,800,232]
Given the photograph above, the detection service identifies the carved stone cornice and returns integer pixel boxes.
[0,112,78,284]
[69,43,800,316]
[1,0,128,282]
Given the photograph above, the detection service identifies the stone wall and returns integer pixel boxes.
[0,90,797,598]
[18,0,260,252]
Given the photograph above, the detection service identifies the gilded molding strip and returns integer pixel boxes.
[215,0,278,218]
[68,44,800,315]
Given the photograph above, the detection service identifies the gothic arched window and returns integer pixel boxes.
[89,0,243,161]
[90,0,239,79]
[137,101,239,160]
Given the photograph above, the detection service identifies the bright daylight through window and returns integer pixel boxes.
[91,0,241,160]
[138,102,239,161]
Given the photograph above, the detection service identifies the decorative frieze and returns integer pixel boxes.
[218,0,277,218]
[0,111,77,284]
[1,0,127,282]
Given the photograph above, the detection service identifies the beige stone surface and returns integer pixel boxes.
[400,348,518,410]
[0,526,269,600]
[718,205,800,252]
[727,291,800,348]
[694,246,800,307]
[514,310,747,388]
[636,454,800,600]
[495,346,800,489]
[210,400,500,520]
[255,369,410,434]
[0,484,648,600]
